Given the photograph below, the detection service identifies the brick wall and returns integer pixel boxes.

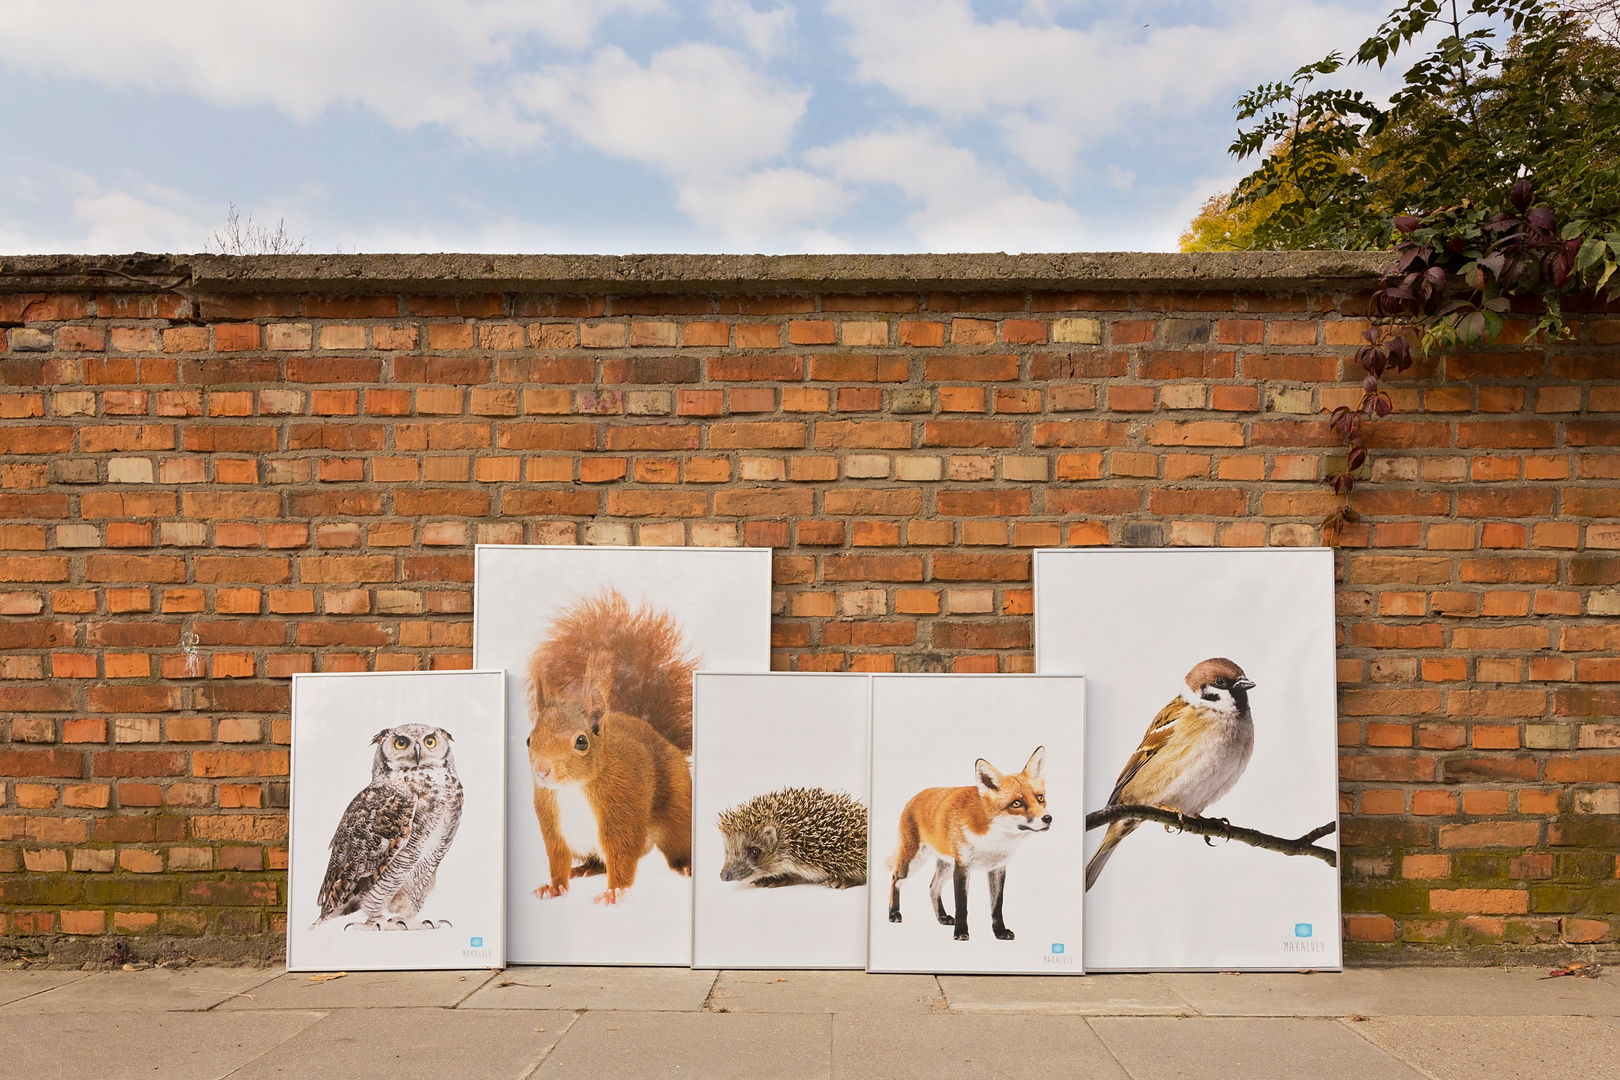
[0,253,1616,962]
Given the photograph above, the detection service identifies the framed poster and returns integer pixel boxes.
[1034,547,1342,972]
[287,670,506,972]
[473,545,772,966]
[692,672,870,970]
[866,674,1085,976]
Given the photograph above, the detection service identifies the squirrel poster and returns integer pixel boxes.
[473,544,772,967]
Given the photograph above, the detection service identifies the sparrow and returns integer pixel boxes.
[1084,658,1255,892]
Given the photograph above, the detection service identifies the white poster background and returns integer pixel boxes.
[692,673,870,969]
[473,545,771,966]
[866,675,1085,975]
[1034,548,1342,971]
[287,670,506,971]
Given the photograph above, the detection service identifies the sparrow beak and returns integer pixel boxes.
[1234,677,1256,691]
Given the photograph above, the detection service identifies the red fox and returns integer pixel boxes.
[888,747,1050,941]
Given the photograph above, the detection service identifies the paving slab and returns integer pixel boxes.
[459,966,717,1012]
[0,970,88,1007]
[1158,967,1620,1016]
[834,1011,1129,1080]
[939,973,1192,1015]
[218,968,497,1010]
[0,1009,323,1080]
[1,967,278,1014]
[224,1006,577,1080]
[1089,1016,1424,1079]
[534,1010,831,1080]
[707,970,942,1014]
[1353,1015,1620,1080]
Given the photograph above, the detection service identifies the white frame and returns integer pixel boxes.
[691,671,873,970]
[287,669,507,972]
[473,544,773,967]
[865,673,1086,976]
[1033,547,1343,973]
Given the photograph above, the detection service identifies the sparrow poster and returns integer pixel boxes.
[286,670,507,972]
[866,674,1086,976]
[691,672,871,970]
[473,545,772,967]
[1034,548,1341,971]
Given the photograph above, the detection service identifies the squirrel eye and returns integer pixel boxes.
[574,734,589,752]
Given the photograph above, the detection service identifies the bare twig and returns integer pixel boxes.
[1085,804,1339,867]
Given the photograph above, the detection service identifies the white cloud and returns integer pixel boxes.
[0,170,218,253]
[0,0,664,146]
[823,0,1388,184]
[675,166,851,245]
[707,0,794,57]
[516,43,809,178]
[807,127,1087,252]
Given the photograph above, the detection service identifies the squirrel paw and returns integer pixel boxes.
[534,884,568,900]
[678,866,692,878]
[592,888,625,906]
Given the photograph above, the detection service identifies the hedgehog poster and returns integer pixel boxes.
[1034,548,1343,972]
[866,674,1086,976]
[473,545,772,967]
[692,672,871,969]
[286,670,507,972]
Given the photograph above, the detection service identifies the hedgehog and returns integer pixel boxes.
[716,786,868,889]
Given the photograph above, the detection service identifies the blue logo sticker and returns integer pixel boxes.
[470,936,484,948]
[1294,924,1312,938]
[1051,943,1065,954]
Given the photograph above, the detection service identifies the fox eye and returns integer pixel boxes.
[1036,794,1045,805]
[574,734,589,752]
[1010,798,1024,809]
[524,732,531,748]
[1201,690,1220,702]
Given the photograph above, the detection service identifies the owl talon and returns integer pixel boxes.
[343,920,383,932]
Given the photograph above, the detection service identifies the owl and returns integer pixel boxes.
[313,723,465,931]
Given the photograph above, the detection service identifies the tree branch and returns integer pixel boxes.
[1085,805,1338,867]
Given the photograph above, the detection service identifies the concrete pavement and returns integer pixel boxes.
[1,964,1617,1079]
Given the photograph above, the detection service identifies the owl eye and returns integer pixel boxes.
[393,736,409,749]
[424,735,436,748]
[574,734,589,752]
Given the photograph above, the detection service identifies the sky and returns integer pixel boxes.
[0,0,1407,255]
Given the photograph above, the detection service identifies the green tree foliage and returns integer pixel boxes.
[1223,0,1620,257]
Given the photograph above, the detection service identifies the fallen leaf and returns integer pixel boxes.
[308,972,348,983]
[1347,1013,1368,1022]
[1542,962,1602,980]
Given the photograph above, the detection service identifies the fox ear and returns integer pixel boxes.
[1023,745,1045,780]
[975,758,1003,792]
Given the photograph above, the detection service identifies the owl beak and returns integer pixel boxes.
[413,747,422,764]
[1234,677,1256,691]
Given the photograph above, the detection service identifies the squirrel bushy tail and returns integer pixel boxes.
[532,588,699,753]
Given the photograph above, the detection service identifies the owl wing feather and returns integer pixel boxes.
[1105,697,1188,807]
[314,781,418,921]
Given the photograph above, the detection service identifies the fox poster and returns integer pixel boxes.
[473,545,771,966]
[866,674,1086,976]
[1034,547,1342,972]
[692,672,871,970]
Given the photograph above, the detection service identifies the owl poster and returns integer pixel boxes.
[691,672,870,970]
[865,674,1086,976]
[286,670,506,972]
[1034,547,1342,972]
[473,545,771,966]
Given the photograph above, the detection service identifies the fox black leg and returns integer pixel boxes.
[952,861,970,941]
[988,868,1013,940]
[929,859,954,925]
[888,871,905,923]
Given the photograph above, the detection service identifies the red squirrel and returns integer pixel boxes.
[525,589,697,905]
